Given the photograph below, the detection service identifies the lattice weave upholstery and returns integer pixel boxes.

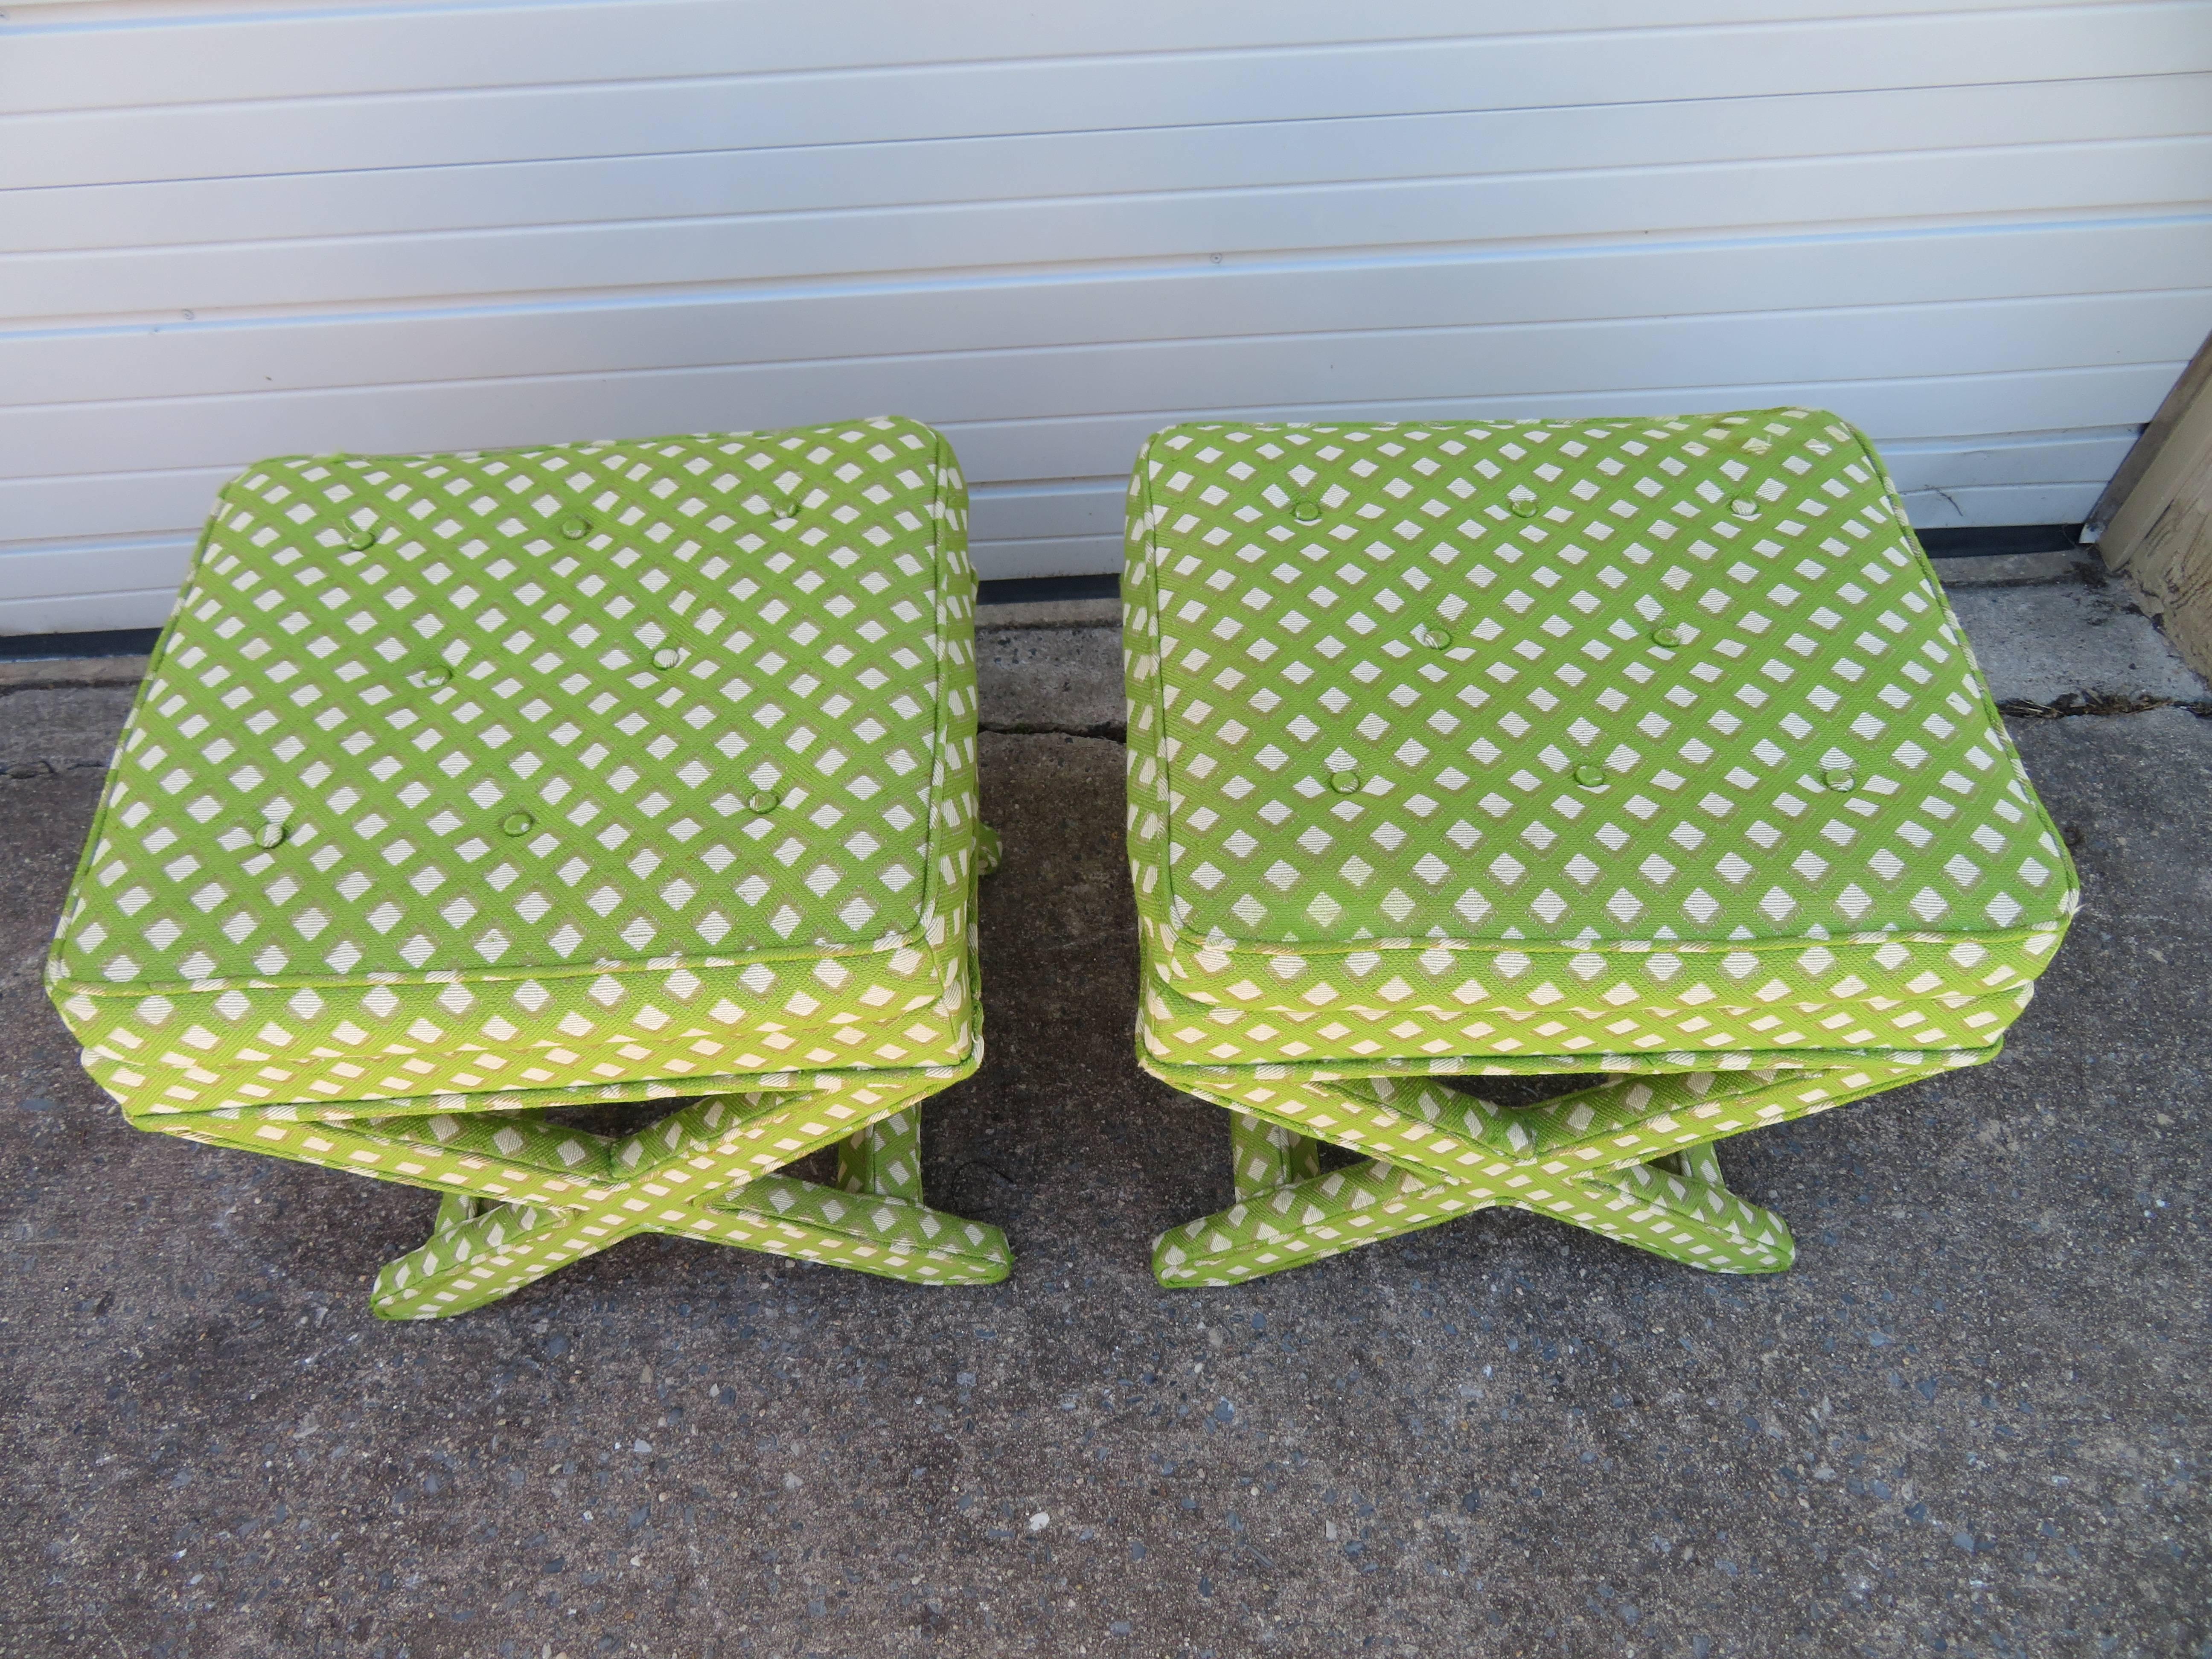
[1123,408,2078,1285]
[48,417,1010,1316]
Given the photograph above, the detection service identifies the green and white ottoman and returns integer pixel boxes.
[47,417,1011,1317]
[1123,408,2077,1287]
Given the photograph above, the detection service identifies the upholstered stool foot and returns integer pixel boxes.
[708,1176,1011,1285]
[1155,1156,1486,1286]
[1541,1154,1795,1275]
[373,1194,615,1319]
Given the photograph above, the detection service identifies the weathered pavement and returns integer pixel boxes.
[0,580,2204,1659]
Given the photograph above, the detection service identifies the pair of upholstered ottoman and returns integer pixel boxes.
[45,411,2077,1316]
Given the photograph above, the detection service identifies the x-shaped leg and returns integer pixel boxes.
[149,1065,1009,1317]
[372,1105,1007,1317]
[1150,1055,1967,1286]
[133,857,1010,1317]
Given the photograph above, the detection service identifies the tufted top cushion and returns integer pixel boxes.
[1123,409,2077,1071]
[49,417,986,1118]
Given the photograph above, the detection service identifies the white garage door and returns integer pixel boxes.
[4,0,2210,632]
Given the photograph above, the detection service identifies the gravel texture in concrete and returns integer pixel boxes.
[977,626,1123,738]
[972,597,1120,631]
[1927,552,2092,588]
[0,658,2204,1658]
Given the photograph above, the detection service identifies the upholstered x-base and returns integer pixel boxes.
[147,1065,1007,1318]
[375,1097,1007,1316]
[1150,1057,1965,1286]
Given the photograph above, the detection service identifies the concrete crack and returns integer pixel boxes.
[1999,694,2212,720]
[980,719,1126,741]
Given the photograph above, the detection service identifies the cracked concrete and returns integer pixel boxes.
[1944,584,2211,707]
[0,584,2204,1659]
[0,686,141,779]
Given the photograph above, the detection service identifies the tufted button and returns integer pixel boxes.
[558,514,591,540]
[344,521,377,551]
[499,811,535,837]
[1329,770,1362,795]
[1508,492,1540,518]
[1415,620,1454,650]
[412,664,451,689]
[1729,496,1762,520]
[1651,626,1682,648]
[1821,765,1857,792]
[747,788,781,814]
[1572,763,1607,788]
[1291,499,1322,524]
[652,646,682,669]
[256,821,286,849]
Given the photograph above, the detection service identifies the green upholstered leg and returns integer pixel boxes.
[1150,1059,1940,1286]
[837,1107,923,1200]
[371,1172,1009,1318]
[1155,1136,1792,1287]
[1575,1151,1793,1271]
[367,1088,1006,1318]
[184,852,1006,1320]
[1229,1111,1322,1199]
[1653,1141,1727,1190]
[136,1062,999,1317]
[707,1172,1010,1286]
[1156,1156,1481,1284]
[373,1194,618,1319]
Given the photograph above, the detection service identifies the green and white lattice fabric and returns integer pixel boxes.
[1122,408,2077,1285]
[48,417,1010,1314]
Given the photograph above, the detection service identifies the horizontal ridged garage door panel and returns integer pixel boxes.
[6,0,2156,114]
[2,0,2209,630]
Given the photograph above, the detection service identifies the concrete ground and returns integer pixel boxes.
[0,561,2204,1659]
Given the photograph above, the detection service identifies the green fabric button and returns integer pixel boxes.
[776,499,802,521]
[413,664,450,689]
[1822,766,1857,791]
[344,522,377,551]
[1729,497,1762,520]
[558,515,591,540]
[1329,770,1362,794]
[652,647,682,669]
[256,822,286,849]
[747,789,781,813]
[1508,493,1540,518]
[1415,621,1453,650]
[1292,499,1321,524]
[1572,763,1607,788]
[1651,626,1682,648]
[498,811,534,837]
